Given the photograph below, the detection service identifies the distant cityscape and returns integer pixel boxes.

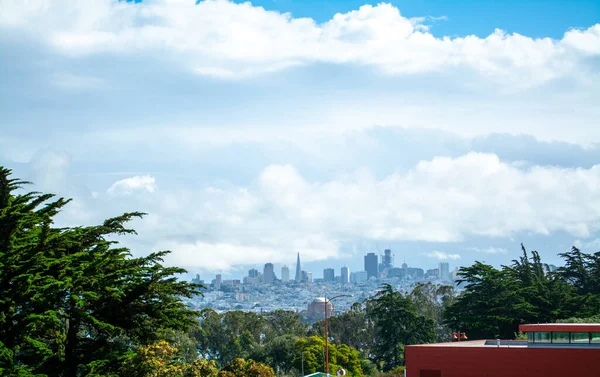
[185,249,461,322]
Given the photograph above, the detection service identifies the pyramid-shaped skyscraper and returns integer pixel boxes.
[295,252,302,282]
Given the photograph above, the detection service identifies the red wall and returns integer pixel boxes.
[405,345,599,377]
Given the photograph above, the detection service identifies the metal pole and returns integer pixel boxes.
[302,351,304,377]
[325,297,329,376]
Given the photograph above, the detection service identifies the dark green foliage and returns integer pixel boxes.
[196,309,266,366]
[262,310,308,341]
[0,167,201,376]
[409,283,456,342]
[196,308,369,376]
[366,284,436,369]
[444,244,600,340]
[556,246,600,315]
[311,303,374,352]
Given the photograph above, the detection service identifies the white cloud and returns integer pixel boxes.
[107,175,156,195]
[159,236,339,271]
[424,250,462,261]
[1,0,598,88]
[468,247,508,254]
[54,152,600,271]
[563,24,600,55]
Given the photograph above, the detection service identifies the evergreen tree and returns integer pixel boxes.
[366,284,436,369]
[0,167,202,376]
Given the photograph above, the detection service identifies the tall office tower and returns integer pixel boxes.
[263,263,275,284]
[323,268,335,282]
[295,252,302,282]
[365,252,379,279]
[383,249,393,269]
[439,262,450,281]
[248,268,259,278]
[281,265,290,282]
[341,266,350,284]
[215,274,222,290]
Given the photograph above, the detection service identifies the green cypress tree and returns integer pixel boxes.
[0,167,203,376]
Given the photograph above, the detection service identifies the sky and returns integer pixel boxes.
[1,0,599,280]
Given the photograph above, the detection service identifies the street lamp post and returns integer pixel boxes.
[301,351,304,377]
[324,295,352,377]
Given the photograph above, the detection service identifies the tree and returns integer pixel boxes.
[366,284,436,369]
[292,336,364,377]
[443,244,593,340]
[262,310,307,341]
[196,310,265,366]
[258,335,297,375]
[409,283,456,342]
[0,167,71,376]
[0,166,202,376]
[219,358,275,377]
[312,303,373,352]
[443,261,520,340]
[123,340,219,377]
[557,246,600,315]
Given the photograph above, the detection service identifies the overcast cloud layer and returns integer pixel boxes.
[1,0,599,277]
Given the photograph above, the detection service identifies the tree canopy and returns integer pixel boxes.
[443,244,600,339]
[0,167,201,376]
[366,284,436,369]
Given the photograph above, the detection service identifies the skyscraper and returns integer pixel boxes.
[365,252,379,279]
[439,262,449,281]
[383,249,393,269]
[341,266,350,284]
[281,265,290,282]
[295,252,302,282]
[323,268,335,282]
[263,263,275,284]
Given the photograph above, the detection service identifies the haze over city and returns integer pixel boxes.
[2,0,600,280]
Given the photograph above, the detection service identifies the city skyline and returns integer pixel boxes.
[196,250,459,283]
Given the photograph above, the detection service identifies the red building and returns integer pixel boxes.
[405,323,600,377]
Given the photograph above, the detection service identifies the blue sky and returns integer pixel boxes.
[233,0,600,38]
[1,0,599,280]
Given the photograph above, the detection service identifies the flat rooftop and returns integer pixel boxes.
[408,340,527,348]
[519,323,600,332]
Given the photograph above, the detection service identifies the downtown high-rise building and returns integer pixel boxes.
[295,252,302,282]
[323,268,335,282]
[263,263,275,284]
[382,249,393,269]
[439,262,450,281]
[341,266,350,284]
[365,252,379,279]
[281,265,290,282]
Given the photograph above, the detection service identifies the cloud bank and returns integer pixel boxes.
[47,152,600,271]
[1,0,599,88]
